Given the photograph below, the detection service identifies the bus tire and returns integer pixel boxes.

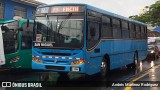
[127,52,138,69]
[58,73,69,81]
[100,57,110,77]
[39,73,49,81]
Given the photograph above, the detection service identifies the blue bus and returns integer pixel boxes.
[32,3,147,76]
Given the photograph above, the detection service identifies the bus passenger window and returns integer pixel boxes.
[112,18,121,39]
[135,25,141,39]
[101,16,112,38]
[129,23,136,39]
[87,22,100,49]
[87,22,99,41]
[122,21,129,39]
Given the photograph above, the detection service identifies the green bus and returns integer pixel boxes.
[0,19,33,69]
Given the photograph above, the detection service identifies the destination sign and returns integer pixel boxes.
[51,6,81,13]
[36,6,84,14]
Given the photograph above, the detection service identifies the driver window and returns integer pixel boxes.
[87,22,100,41]
[87,22,100,49]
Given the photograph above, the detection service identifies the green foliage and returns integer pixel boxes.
[129,0,160,26]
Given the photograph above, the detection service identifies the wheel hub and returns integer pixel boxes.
[101,62,106,73]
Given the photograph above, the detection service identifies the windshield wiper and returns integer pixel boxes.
[57,13,72,33]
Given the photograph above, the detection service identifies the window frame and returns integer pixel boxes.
[14,6,26,18]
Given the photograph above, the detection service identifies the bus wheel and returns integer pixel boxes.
[58,73,69,81]
[134,53,138,67]
[100,59,109,77]
[39,73,49,81]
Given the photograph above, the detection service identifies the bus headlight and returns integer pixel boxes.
[32,57,43,63]
[70,58,85,65]
[10,56,20,63]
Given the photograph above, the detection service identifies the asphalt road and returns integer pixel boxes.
[0,57,160,90]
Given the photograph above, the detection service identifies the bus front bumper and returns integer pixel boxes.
[32,60,85,73]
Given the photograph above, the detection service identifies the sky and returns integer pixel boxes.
[36,0,158,17]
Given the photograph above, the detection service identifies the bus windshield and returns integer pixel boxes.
[34,13,84,49]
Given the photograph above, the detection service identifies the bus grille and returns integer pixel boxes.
[42,52,71,56]
[45,66,65,70]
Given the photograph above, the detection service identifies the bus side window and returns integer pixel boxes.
[21,23,33,49]
[122,20,129,39]
[2,28,18,54]
[87,22,99,41]
[87,22,100,49]
[101,16,112,38]
[141,26,145,39]
[129,23,136,39]
[135,25,141,39]
[112,18,121,39]
[145,27,147,39]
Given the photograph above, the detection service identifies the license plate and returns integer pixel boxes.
[72,67,79,71]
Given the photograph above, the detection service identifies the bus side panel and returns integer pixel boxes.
[17,49,32,68]
[85,44,103,75]
[101,40,132,69]
[85,40,134,74]
[101,40,147,70]
[84,39,147,75]
[137,41,147,61]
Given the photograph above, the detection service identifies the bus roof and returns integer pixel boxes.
[38,3,147,26]
[0,19,16,24]
[0,19,33,25]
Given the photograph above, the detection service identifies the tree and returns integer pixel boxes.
[129,0,160,26]
[150,0,160,26]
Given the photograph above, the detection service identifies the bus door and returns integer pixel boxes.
[86,21,102,74]
[0,26,5,66]
[16,22,33,68]
[2,20,21,68]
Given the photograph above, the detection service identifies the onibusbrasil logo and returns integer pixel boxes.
[1,82,42,87]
